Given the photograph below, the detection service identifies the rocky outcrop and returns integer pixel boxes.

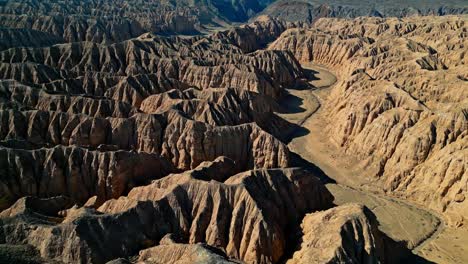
[0,108,166,151]
[3,2,466,263]
[160,111,290,171]
[0,167,333,263]
[0,0,279,43]
[136,242,237,264]
[0,104,290,205]
[270,15,468,223]
[0,19,299,213]
[0,32,303,99]
[324,75,466,203]
[0,14,147,43]
[212,16,290,52]
[271,16,467,103]
[0,146,175,209]
[0,2,200,41]
[269,28,365,67]
[140,87,297,141]
[0,80,137,118]
[286,204,398,264]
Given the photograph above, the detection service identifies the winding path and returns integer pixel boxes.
[278,63,446,261]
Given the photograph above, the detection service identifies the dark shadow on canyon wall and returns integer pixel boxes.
[289,151,336,184]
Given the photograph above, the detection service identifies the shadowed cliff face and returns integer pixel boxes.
[0,18,305,264]
[0,165,334,263]
[270,15,467,225]
[285,203,427,264]
[0,0,277,43]
[0,18,303,211]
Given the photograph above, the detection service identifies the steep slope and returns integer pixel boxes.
[0,19,299,211]
[2,3,466,263]
[0,0,276,42]
[270,15,467,224]
[286,203,413,264]
[0,28,65,51]
[0,166,333,263]
[140,87,298,141]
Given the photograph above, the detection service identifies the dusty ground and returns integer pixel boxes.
[278,63,468,263]
[413,227,468,264]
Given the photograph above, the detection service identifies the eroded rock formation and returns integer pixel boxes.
[0,19,301,211]
[0,146,175,209]
[1,2,466,262]
[259,0,468,23]
[0,166,333,263]
[0,0,279,42]
[286,203,414,264]
[270,15,467,224]
[136,242,237,264]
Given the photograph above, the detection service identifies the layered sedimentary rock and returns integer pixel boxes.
[0,145,175,209]
[213,15,291,52]
[0,80,137,118]
[259,0,468,23]
[136,242,237,264]
[0,18,303,210]
[270,15,467,223]
[269,28,365,68]
[0,0,278,42]
[0,95,290,207]
[286,204,402,264]
[0,109,166,151]
[0,166,333,263]
[133,233,235,264]
[0,25,302,100]
[0,28,305,254]
[140,87,297,141]
[160,111,290,171]
[3,1,465,262]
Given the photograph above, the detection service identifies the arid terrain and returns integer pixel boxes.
[258,0,468,23]
[0,0,467,263]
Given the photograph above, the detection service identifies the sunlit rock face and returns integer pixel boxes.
[270,15,467,224]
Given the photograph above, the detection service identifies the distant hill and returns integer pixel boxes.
[257,0,468,22]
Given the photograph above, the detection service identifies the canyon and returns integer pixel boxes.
[0,1,467,263]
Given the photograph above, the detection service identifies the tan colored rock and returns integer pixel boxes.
[0,145,175,209]
[286,204,406,264]
[161,111,290,171]
[136,243,237,264]
[259,0,468,23]
[0,28,302,99]
[140,87,296,141]
[0,109,165,152]
[271,15,468,222]
[1,167,333,264]
[211,15,288,52]
[0,80,137,118]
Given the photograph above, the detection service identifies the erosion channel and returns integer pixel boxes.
[277,63,454,263]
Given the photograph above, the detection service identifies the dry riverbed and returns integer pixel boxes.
[278,63,467,263]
